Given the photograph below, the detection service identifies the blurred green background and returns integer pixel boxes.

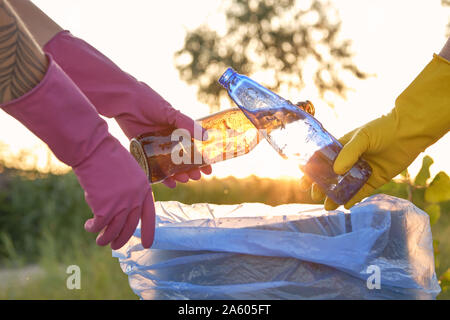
[0,155,448,300]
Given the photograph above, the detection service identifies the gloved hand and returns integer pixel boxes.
[43,30,212,188]
[1,57,158,250]
[300,54,450,210]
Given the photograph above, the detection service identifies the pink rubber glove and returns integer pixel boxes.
[43,30,212,188]
[1,57,155,250]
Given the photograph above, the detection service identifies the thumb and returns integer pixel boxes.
[338,128,358,146]
[165,107,207,141]
[334,129,370,175]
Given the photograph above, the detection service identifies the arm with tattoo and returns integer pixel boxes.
[0,0,47,103]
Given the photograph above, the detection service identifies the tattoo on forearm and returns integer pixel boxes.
[0,1,47,103]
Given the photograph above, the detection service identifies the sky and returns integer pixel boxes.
[0,0,448,180]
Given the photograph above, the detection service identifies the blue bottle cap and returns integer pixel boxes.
[218,67,236,88]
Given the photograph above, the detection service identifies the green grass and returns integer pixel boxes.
[0,166,448,299]
[0,244,136,300]
[432,209,450,299]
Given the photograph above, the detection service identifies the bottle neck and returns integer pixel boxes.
[218,68,237,89]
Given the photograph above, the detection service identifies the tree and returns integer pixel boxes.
[175,0,369,112]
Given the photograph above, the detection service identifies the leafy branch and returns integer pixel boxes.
[175,0,369,112]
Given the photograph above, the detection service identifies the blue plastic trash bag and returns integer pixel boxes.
[112,194,441,300]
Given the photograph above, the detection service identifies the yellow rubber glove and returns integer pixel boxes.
[300,54,450,210]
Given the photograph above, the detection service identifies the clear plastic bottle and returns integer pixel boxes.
[218,67,372,205]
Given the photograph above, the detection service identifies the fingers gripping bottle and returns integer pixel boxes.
[218,68,372,205]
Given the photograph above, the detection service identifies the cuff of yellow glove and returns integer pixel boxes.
[433,53,450,66]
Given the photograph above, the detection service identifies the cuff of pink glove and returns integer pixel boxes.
[43,29,72,50]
